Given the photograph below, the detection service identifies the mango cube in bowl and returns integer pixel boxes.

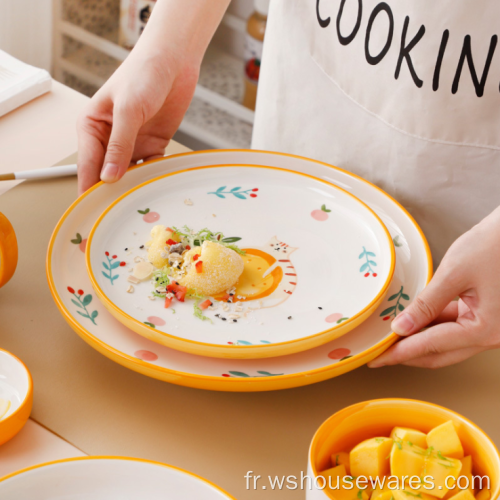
[350,437,393,478]
[427,421,465,459]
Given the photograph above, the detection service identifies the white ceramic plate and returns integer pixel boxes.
[0,456,236,499]
[86,165,394,359]
[47,150,432,391]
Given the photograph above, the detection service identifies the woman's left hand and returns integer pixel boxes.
[368,206,500,369]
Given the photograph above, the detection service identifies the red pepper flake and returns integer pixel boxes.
[166,227,174,232]
[217,234,221,240]
[166,239,177,245]
[195,261,203,273]
[193,254,199,261]
[199,299,212,310]
[221,293,230,301]
[164,296,172,308]
[186,245,191,250]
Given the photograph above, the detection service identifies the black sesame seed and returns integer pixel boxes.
[140,245,144,249]
[215,314,220,317]
[124,248,128,251]
[229,293,234,296]
[288,316,292,320]
[221,317,227,321]
[233,319,237,323]
[318,307,323,310]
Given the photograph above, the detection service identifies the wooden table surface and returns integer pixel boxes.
[0,82,499,500]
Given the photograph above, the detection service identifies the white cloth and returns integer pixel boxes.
[0,50,51,118]
[253,0,500,264]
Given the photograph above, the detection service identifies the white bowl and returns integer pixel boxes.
[0,456,236,499]
[0,348,32,446]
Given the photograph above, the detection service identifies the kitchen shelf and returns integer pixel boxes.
[53,2,254,149]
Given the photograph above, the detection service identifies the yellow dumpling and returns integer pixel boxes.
[146,225,180,269]
[179,241,244,296]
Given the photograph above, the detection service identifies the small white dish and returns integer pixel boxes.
[0,348,33,446]
[86,165,395,359]
[0,456,236,499]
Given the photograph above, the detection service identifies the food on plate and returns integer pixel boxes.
[320,420,489,500]
[145,226,245,321]
[0,398,11,420]
[178,242,244,296]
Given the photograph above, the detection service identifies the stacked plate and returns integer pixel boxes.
[47,150,432,391]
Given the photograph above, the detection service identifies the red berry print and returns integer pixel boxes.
[250,193,257,198]
[120,261,126,267]
[328,348,351,360]
[147,316,166,327]
[325,313,343,323]
[105,252,109,257]
[222,373,230,377]
[67,286,75,294]
[383,316,391,321]
[112,255,117,259]
[135,350,158,362]
[252,188,259,192]
[373,273,377,277]
[79,239,87,253]
[311,204,331,221]
[143,211,160,223]
[78,289,84,295]
[364,272,370,277]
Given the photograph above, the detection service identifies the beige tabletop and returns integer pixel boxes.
[0,84,499,500]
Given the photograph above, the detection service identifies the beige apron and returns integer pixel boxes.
[252,0,500,264]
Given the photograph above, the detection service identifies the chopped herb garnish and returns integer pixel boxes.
[335,454,340,466]
[375,438,385,443]
[395,441,403,450]
[403,492,422,498]
[151,268,170,297]
[437,451,452,462]
[193,298,212,323]
[357,490,363,499]
[172,226,245,255]
[407,441,413,446]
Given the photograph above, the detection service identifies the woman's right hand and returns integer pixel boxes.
[76,0,231,194]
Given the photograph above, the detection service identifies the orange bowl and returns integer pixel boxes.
[0,212,18,288]
[308,399,500,499]
[0,349,33,446]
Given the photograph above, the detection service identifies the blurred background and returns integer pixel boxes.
[0,0,261,150]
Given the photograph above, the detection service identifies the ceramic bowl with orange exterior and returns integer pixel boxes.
[0,212,18,289]
[307,399,500,500]
[0,348,32,446]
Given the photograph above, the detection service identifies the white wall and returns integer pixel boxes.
[0,0,53,71]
